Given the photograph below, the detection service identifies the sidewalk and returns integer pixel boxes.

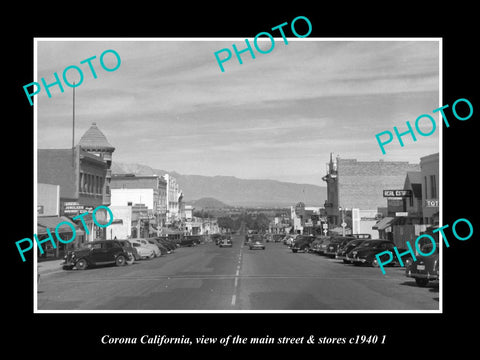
[37,259,64,276]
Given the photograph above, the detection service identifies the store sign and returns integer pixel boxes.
[64,204,94,214]
[383,190,412,197]
[425,199,439,207]
[396,212,409,217]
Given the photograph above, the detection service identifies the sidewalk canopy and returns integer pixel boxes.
[37,216,85,236]
[372,217,395,231]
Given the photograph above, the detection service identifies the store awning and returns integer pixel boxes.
[37,216,85,235]
[372,217,395,230]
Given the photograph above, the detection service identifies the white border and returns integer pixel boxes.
[34,37,443,314]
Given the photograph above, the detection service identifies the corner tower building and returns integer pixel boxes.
[78,122,115,206]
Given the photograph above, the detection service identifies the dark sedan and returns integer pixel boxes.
[62,240,130,270]
[291,235,315,253]
[336,239,366,263]
[346,239,396,267]
[324,236,354,258]
[405,242,439,286]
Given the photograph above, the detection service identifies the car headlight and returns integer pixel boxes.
[405,258,412,267]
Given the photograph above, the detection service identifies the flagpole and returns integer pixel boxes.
[72,82,75,166]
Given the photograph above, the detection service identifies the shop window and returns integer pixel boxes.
[424,176,428,199]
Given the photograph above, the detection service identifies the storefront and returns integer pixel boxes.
[36,216,85,259]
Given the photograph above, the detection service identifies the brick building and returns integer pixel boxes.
[78,122,115,205]
[322,155,420,226]
[37,145,109,249]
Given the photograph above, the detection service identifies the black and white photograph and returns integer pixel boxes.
[33,38,441,312]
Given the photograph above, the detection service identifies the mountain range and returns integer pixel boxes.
[111,162,327,208]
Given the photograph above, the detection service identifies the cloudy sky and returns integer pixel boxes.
[35,39,440,185]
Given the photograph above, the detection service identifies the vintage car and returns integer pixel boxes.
[117,239,139,263]
[249,235,266,250]
[131,242,155,259]
[154,237,176,252]
[219,238,233,247]
[405,242,439,286]
[178,235,200,247]
[310,236,328,254]
[130,238,161,257]
[147,238,170,255]
[291,235,315,253]
[272,234,285,243]
[336,239,366,263]
[317,236,335,255]
[324,236,355,258]
[62,240,131,270]
[346,239,396,267]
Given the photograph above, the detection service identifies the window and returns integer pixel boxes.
[430,175,437,198]
[424,176,428,199]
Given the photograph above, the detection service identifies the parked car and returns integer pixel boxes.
[219,238,233,247]
[291,235,315,253]
[154,237,176,252]
[131,242,155,259]
[130,238,161,257]
[317,236,334,255]
[336,239,366,263]
[346,239,396,267]
[310,236,326,254]
[62,240,130,270]
[249,235,265,250]
[272,234,284,243]
[405,242,439,286]
[324,236,354,258]
[118,239,139,263]
[147,238,169,255]
[181,235,202,247]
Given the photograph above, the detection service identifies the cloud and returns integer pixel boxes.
[36,39,440,183]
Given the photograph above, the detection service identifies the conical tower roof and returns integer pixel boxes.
[78,122,115,151]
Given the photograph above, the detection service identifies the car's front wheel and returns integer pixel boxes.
[115,255,126,266]
[76,258,88,270]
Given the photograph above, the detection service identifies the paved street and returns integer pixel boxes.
[37,233,439,311]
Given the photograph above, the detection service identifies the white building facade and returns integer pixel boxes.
[163,174,182,223]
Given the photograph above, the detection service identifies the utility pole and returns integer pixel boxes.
[72,82,75,166]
